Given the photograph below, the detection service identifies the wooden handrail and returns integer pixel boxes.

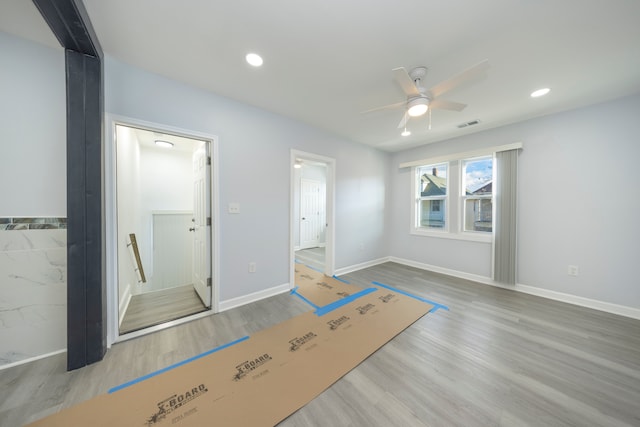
[128,233,146,283]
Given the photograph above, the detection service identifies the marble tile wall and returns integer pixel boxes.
[0,218,67,367]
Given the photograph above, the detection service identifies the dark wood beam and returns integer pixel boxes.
[33,0,106,370]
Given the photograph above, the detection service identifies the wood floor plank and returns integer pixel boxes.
[2,262,639,426]
[295,247,325,271]
[119,284,207,334]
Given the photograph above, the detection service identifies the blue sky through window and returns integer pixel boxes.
[465,158,493,193]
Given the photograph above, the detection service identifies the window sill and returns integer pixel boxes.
[410,228,492,243]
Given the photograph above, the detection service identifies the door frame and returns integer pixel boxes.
[290,149,336,286]
[105,114,220,345]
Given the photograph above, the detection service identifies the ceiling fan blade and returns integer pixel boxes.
[429,99,467,112]
[360,100,406,114]
[428,59,489,99]
[397,112,409,129]
[392,67,421,97]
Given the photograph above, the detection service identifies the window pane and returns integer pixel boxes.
[463,157,492,195]
[463,157,493,233]
[419,199,445,229]
[464,198,492,232]
[418,163,447,196]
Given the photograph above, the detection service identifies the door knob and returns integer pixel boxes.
[189,227,196,232]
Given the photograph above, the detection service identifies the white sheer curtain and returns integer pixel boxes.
[494,149,519,284]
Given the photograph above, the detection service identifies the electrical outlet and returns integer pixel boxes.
[228,203,240,214]
[568,265,579,276]
[249,262,256,273]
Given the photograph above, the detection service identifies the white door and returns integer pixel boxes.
[192,141,211,307]
[300,178,323,249]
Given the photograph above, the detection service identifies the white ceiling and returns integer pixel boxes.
[2,0,640,152]
[130,126,204,154]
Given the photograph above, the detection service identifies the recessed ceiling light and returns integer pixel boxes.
[246,53,263,67]
[155,140,174,148]
[531,88,550,98]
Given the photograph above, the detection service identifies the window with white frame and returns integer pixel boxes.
[461,156,494,233]
[415,163,448,230]
[407,143,520,243]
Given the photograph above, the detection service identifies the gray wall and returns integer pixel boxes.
[389,93,640,310]
[0,31,65,215]
[104,56,390,302]
[0,31,66,367]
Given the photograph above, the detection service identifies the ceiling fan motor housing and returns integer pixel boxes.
[409,66,428,87]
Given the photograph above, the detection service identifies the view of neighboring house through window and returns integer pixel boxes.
[417,163,447,229]
[462,156,493,232]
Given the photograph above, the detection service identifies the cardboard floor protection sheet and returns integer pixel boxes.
[28,265,438,427]
[293,263,366,307]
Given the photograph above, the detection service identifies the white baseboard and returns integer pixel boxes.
[0,349,66,371]
[218,283,291,312]
[513,282,640,320]
[386,256,640,320]
[334,257,390,277]
[387,256,494,285]
[118,283,132,327]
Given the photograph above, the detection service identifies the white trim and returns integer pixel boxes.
[410,228,493,243]
[115,310,216,343]
[388,256,640,320]
[388,256,493,285]
[399,142,523,169]
[211,136,221,314]
[104,114,220,347]
[150,210,193,215]
[0,349,66,371]
[218,283,291,312]
[118,283,132,327]
[334,257,390,276]
[513,283,640,320]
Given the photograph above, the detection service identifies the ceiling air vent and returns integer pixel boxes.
[457,119,481,129]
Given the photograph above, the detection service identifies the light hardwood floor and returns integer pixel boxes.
[295,246,325,271]
[119,284,207,334]
[1,262,639,426]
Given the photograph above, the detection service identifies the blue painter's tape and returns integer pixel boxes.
[372,281,449,312]
[290,288,321,310]
[108,335,250,394]
[314,287,378,316]
[332,275,350,284]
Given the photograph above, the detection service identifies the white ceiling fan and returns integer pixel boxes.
[363,59,490,131]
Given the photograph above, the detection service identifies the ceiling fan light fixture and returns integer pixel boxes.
[407,98,429,117]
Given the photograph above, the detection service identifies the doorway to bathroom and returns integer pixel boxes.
[113,123,215,336]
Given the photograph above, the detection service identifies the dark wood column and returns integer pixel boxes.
[33,0,106,370]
